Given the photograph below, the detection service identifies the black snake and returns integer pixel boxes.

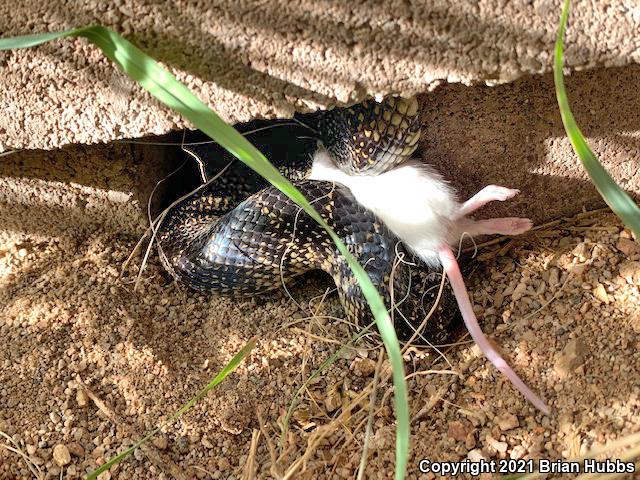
[155,95,549,412]
[156,96,459,343]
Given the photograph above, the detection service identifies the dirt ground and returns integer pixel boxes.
[1,107,640,478]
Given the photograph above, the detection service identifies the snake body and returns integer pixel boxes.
[157,97,459,342]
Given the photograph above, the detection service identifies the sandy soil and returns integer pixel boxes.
[1,122,640,479]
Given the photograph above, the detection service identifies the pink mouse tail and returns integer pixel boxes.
[438,243,550,415]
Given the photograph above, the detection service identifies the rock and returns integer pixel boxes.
[465,432,477,450]
[631,311,640,334]
[447,420,472,442]
[511,282,527,301]
[67,442,85,457]
[92,445,105,459]
[177,436,189,453]
[350,358,376,377]
[510,445,527,459]
[568,263,586,276]
[593,284,609,304]
[133,447,145,461]
[572,242,591,262]
[52,444,71,466]
[616,237,640,256]
[201,437,214,449]
[496,413,519,431]
[76,389,89,407]
[554,338,589,378]
[619,261,640,284]
[486,435,508,454]
[152,436,168,450]
[324,386,341,413]
[467,448,488,462]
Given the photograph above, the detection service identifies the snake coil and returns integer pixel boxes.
[156,96,459,342]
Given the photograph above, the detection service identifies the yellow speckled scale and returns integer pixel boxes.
[318,96,422,175]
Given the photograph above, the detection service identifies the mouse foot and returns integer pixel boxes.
[460,217,533,236]
[458,185,521,217]
[484,217,533,236]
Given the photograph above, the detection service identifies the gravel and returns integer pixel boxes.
[1,148,639,477]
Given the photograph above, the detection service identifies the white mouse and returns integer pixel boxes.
[310,147,549,414]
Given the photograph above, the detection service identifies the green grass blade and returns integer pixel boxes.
[554,0,640,238]
[85,338,257,480]
[0,30,79,49]
[0,27,409,479]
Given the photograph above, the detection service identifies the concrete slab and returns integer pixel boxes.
[1,0,638,150]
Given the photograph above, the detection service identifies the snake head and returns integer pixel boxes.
[317,96,422,176]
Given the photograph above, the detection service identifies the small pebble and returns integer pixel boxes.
[350,358,376,377]
[496,413,519,431]
[510,445,527,459]
[201,437,214,449]
[511,282,527,301]
[486,435,508,454]
[67,442,85,457]
[177,436,189,453]
[616,237,639,256]
[52,444,71,466]
[619,261,640,284]
[133,447,145,461]
[593,283,609,303]
[554,338,589,378]
[467,448,488,462]
[447,421,472,442]
[152,436,168,450]
[76,389,89,407]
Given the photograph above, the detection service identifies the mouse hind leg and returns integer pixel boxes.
[457,217,533,237]
[454,184,532,238]
[456,185,521,219]
[441,186,546,412]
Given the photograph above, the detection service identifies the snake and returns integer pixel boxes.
[155,96,460,343]
[154,96,552,414]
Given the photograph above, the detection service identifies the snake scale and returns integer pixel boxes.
[156,96,460,343]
